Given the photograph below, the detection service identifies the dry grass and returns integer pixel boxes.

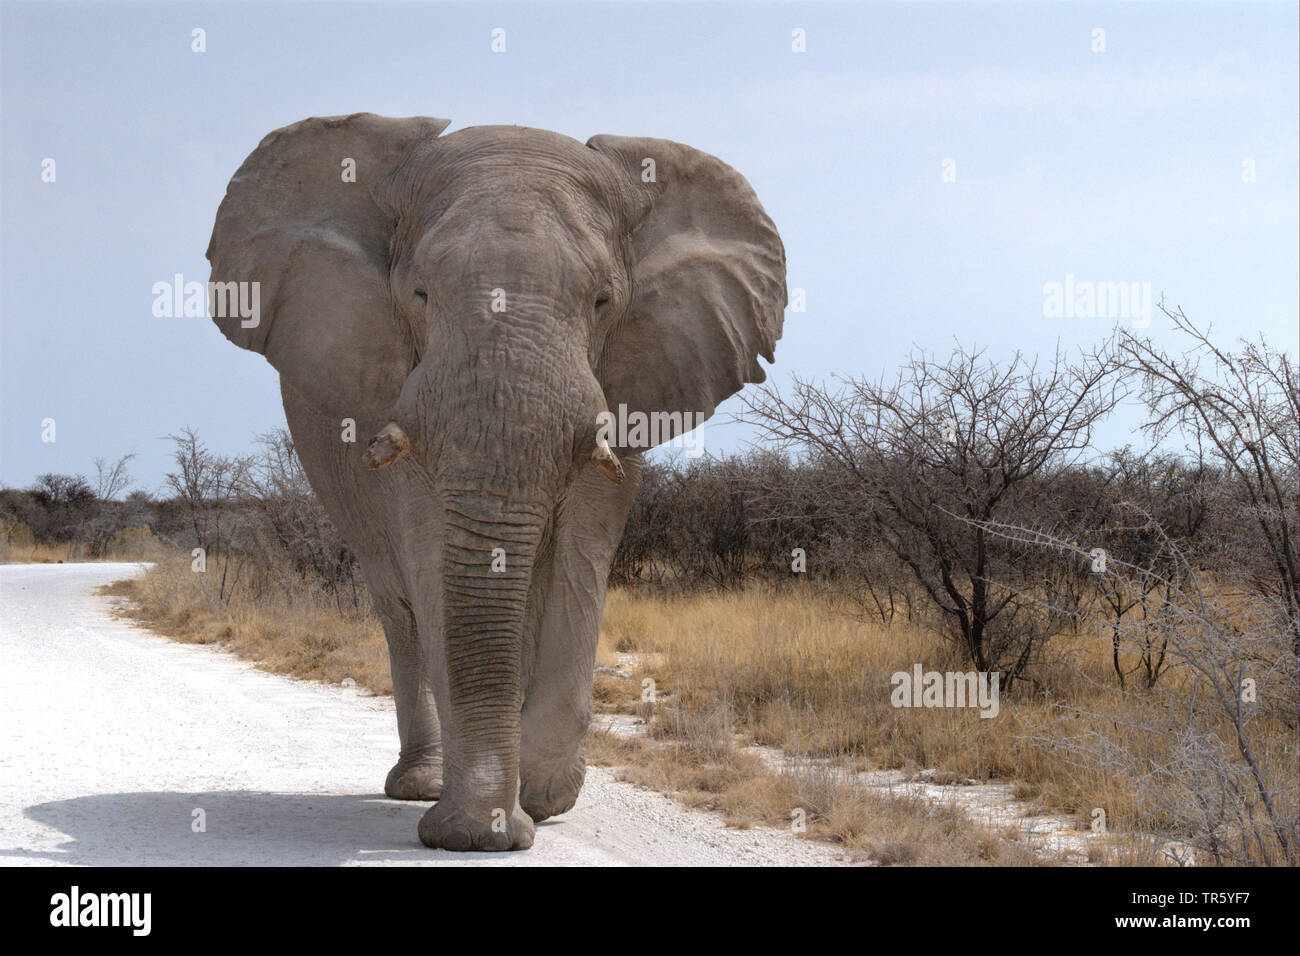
[106,558,1294,864]
[591,587,1296,855]
[584,722,1042,865]
[0,523,166,564]
[103,555,391,693]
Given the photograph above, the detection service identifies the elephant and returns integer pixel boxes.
[205,113,787,850]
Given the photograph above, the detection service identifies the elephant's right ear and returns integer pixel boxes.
[206,113,449,415]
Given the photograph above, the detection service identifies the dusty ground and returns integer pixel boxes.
[0,563,846,867]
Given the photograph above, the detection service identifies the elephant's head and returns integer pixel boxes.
[206,114,785,827]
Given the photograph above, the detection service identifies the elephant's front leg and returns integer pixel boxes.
[375,593,444,801]
[520,459,641,821]
[518,610,599,821]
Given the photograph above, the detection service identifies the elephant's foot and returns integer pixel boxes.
[384,756,443,801]
[418,799,534,851]
[520,752,586,822]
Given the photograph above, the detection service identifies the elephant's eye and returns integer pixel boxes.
[413,285,428,303]
[594,292,611,310]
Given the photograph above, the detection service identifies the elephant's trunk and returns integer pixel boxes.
[437,487,547,804]
[366,314,618,816]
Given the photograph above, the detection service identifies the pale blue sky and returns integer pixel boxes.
[2,1,1297,492]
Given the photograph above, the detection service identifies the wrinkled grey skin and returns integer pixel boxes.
[206,114,786,850]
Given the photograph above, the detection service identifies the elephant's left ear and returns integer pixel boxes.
[585,135,787,443]
[205,113,450,418]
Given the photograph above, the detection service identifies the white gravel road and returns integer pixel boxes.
[0,563,844,867]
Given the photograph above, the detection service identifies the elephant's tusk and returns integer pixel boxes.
[591,438,624,485]
[363,422,411,469]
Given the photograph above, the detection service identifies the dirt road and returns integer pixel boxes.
[0,563,843,867]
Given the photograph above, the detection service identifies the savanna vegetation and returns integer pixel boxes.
[9,306,1296,865]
